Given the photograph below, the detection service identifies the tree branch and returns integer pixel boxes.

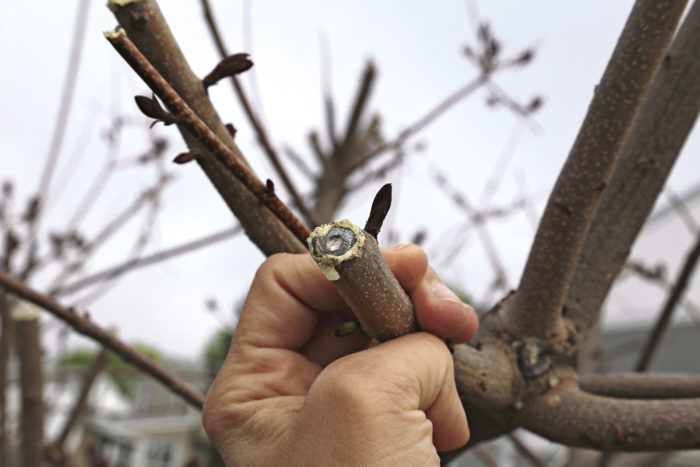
[105,28,310,247]
[0,270,205,409]
[635,229,700,371]
[109,0,305,256]
[199,0,320,227]
[13,305,44,467]
[502,0,688,350]
[579,373,700,399]
[54,225,241,297]
[518,380,700,450]
[308,219,415,341]
[563,0,700,350]
[52,346,109,449]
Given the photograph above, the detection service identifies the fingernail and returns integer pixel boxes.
[388,243,410,250]
[432,282,463,304]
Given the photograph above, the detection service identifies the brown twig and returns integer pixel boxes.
[105,29,310,245]
[635,230,700,371]
[33,0,91,237]
[55,226,241,297]
[198,0,320,227]
[504,0,688,350]
[109,0,304,256]
[579,372,700,399]
[53,347,109,449]
[0,270,205,409]
[508,432,548,467]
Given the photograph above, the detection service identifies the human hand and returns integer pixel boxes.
[202,244,478,466]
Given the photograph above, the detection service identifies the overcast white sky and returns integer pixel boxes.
[1,1,698,360]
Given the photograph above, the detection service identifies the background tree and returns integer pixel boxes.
[0,0,699,465]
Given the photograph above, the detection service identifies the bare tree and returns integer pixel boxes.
[1,0,699,464]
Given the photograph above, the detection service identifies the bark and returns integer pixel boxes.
[53,347,109,449]
[108,0,305,256]
[563,0,700,350]
[518,379,700,450]
[0,270,205,409]
[0,289,12,467]
[502,0,688,353]
[105,29,310,246]
[579,372,700,399]
[13,304,45,467]
[308,220,415,341]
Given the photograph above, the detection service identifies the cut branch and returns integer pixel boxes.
[518,380,700,450]
[0,270,205,409]
[564,0,700,350]
[109,0,305,256]
[308,219,415,341]
[503,0,688,350]
[13,304,44,467]
[579,373,700,399]
[105,28,310,247]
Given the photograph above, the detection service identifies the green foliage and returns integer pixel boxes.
[58,343,163,398]
[203,328,234,378]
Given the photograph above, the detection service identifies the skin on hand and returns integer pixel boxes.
[203,244,478,466]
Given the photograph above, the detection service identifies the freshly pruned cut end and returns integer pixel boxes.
[308,219,365,280]
[308,219,416,341]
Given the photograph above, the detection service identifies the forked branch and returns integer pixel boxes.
[579,372,700,399]
[503,0,688,351]
[564,0,700,349]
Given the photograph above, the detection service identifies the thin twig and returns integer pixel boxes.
[53,347,109,449]
[34,0,92,236]
[106,29,310,244]
[199,0,320,227]
[55,226,241,297]
[635,230,700,371]
[0,270,205,409]
[508,432,548,467]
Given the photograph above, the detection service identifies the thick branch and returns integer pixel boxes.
[579,373,700,399]
[0,270,205,409]
[504,0,688,349]
[105,29,310,247]
[109,0,305,256]
[53,346,109,449]
[564,0,700,349]
[519,380,700,450]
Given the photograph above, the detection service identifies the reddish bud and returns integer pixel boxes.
[173,152,194,164]
[364,183,392,239]
[134,94,178,126]
[202,53,254,89]
[225,123,237,139]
